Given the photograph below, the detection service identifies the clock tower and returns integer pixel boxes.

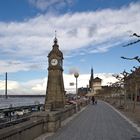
[45,37,65,110]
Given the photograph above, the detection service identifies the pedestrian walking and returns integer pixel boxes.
[91,96,95,104]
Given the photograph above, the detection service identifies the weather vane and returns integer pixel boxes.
[55,30,57,38]
[54,30,58,44]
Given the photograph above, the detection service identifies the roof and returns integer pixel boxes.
[93,77,102,82]
[48,38,63,58]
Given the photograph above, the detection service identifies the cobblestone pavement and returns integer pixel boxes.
[46,101,140,140]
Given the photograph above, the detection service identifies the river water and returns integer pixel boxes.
[0,97,45,109]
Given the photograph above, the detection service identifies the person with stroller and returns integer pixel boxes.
[91,96,97,105]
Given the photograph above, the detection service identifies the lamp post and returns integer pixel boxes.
[74,72,79,112]
[74,72,79,100]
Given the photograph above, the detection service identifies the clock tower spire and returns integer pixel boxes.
[45,36,65,110]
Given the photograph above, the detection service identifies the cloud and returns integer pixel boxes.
[68,67,79,74]
[0,2,140,72]
[0,60,28,73]
[0,73,118,95]
[28,0,74,11]
[0,60,41,73]
[0,80,20,90]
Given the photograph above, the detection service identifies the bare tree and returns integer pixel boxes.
[130,66,140,112]
[112,70,129,109]
[123,33,140,47]
[121,33,140,63]
[121,56,140,63]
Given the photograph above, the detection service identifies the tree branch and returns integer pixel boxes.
[121,56,140,63]
[123,33,140,47]
[123,39,140,47]
[133,33,140,38]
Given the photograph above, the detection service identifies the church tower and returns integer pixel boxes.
[89,68,94,90]
[45,37,65,110]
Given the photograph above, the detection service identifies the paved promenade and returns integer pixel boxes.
[45,101,140,140]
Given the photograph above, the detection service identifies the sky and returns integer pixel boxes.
[0,0,140,95]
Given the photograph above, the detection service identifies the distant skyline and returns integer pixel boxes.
[0,0,140,94]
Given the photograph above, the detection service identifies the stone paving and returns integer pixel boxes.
[45,101,140,140]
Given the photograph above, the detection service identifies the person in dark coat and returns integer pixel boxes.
[91,96,95,104]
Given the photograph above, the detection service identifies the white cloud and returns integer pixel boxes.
[28,0,74,11]
[0,80,20,90]
[95,73,118,86]
[0,73,118,95]
[0,2,140,72]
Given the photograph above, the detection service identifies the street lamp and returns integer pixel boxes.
[74,72,79,100]
[74,72,79,112]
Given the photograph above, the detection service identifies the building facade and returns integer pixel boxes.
[89,68,102,94]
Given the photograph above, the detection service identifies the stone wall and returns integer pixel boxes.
[0,101,88,140]
[0,118,45,140]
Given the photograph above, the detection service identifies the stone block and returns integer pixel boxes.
[47,111,61,132]
[47,120,61,132]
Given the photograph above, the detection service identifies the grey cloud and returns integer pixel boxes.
[29,64,40,70]
[88,25,97,37]
[67,29,78,37]
[8,61,21,65]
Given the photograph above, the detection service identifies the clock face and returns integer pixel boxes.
[51,59,58,66]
